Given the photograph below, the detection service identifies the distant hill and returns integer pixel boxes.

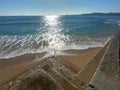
[82,12,120,16]
[64,12,120,16]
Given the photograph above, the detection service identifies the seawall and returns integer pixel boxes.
[87,35,120,90]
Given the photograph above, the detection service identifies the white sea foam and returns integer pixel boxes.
[0,16,112,59]
[104,19,120,26]
[0,34,111,59]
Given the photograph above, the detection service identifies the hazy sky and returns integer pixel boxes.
[0,0,120,15]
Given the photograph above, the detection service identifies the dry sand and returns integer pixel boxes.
[0,47,102,84]
[59,48,102,72]
[58,47,103,88]
[0,62,32,83]
[0,53,45,84]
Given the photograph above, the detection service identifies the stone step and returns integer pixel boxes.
[41,63,80,90]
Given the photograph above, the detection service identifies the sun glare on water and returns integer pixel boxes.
[41,15,67,55]
[44,15,59,26]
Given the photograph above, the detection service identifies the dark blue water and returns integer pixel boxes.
[0,15,120,58]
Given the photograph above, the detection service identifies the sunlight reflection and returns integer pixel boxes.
[42,15,67,52]
[44,15,59,26]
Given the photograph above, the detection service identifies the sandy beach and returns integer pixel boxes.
[0,47,102,85]
[0,53,45,84]
[59,47,102,72]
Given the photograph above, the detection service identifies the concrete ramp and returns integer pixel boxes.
[87,36,120,90]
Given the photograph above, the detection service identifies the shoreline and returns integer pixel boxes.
[0,47,102,84]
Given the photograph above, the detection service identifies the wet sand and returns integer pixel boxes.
[0,47,102,84]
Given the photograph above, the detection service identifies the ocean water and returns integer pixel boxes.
[0,15,120,58]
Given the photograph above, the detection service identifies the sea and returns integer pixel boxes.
[0,14,120,58]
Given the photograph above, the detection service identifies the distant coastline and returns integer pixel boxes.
[0,12,120,17]
[82,12,120,16]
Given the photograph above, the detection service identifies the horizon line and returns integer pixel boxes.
[0,12,120,16]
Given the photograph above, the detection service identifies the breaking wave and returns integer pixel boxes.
[0,15,114,59]
[0,34,111,59]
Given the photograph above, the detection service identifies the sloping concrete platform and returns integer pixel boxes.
[87,36,120,90]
